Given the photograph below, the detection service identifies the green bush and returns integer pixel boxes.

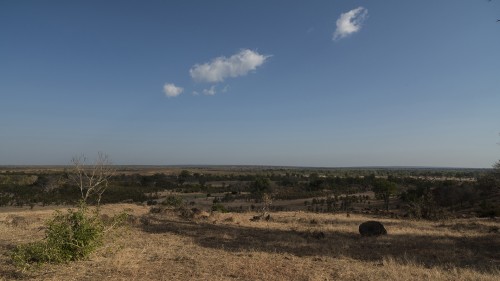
[161,195,184,208]
[11,205,105,270]
[211,203,228,213]
[46,207,104,261]
[11,241,53,267]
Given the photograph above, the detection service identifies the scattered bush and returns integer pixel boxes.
[478,200,500,218]
[161,195,184,208]
[211,203,228,213]
[11,204,125,271]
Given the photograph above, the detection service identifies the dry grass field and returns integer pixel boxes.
[1,204,499,281]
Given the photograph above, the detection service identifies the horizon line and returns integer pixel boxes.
[0,164,492,170]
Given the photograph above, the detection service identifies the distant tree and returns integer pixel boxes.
[178,170,191,185]
[494,160,500,176]
[475,135,500,196]
[250,177,272,199]
[373,179,397,211]
[490,158,500,190]
[308,173,327,191]
[492,133,500,185]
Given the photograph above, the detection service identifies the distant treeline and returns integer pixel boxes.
[0,167,498,218]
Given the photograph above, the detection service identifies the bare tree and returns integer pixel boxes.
[70,152,115,206]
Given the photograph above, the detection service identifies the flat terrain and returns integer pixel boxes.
[1,204,499,281]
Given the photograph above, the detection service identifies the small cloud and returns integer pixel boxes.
[306,27,315,34]
[189,49,270,83]
[333,7,368,40]
[203,85,216,96]
[221,85,229,93]
[163,83,184,97]
[192,91,199,96]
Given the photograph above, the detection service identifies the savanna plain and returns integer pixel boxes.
[0,166,499,281]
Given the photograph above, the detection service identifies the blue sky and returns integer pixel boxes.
[1,0,499,167]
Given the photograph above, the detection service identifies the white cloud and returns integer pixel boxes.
[333,7,368,40]
[189,49,270,83]
[163,83,184,97]
[192,91,199,96]
[221,85,229,93]
[203,85,216,96]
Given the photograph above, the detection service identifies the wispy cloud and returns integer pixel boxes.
[333,7,368,41]
[203,85,217,96]
[164,49,268,98]
[189,49,270,83]
[163,83,184,97]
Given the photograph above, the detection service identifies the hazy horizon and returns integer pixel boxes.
[0,163,493,171]
[1,1,499,168]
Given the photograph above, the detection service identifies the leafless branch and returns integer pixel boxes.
[69,152,115,206]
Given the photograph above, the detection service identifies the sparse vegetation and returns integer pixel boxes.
[1,166,495,218]
[161,195,184,208]
[11,204,104,270]
[1,203,499,280]
[8,154,126,272]
[211,202,228,213]
[1,165,499,280]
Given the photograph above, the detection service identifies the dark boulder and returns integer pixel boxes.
[359,221,387,236]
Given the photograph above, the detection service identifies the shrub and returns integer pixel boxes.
[11,204,106,271]
[478,200,500,218]
[211,203,228,213]
[11,241,53,268]
[45,206,104,261]
[161,195,184,208]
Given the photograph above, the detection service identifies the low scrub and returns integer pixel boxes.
[211,203,228,213]
[161,195,184,208]
[11,204,125,271]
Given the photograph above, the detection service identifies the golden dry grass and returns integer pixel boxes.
[1,204,499,281]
